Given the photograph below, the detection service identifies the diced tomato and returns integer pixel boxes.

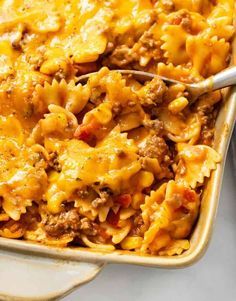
[74,124,92,141]
[107,209,120,227]
[114,194,132,208]
[183,189,196,202]
[74,119,100,142]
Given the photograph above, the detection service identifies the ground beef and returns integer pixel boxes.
[105,33,162,69]
[104,9,159,69]
[134,31,162,65]
[200,126,215,146]
[112,102,122,115]
[180,15,192,32]
[48,152,61,172]
[139,135,169,162]
[91,190,110,208]
[106,45,134,68]
[197,104,218,146]
[2,204,42,237]
[79,217,98,236]
[170,10,192,33]
[139,134,174,179]
[138,77,167,107]
[142,119,164,135]
[77,188,89,198]
[21,205,41,230]
[43,209,81,237]
[129,214,145,236]
[43,208,99,238]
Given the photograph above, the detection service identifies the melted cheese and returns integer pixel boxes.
[0,116,47,220]
[46,127,141,213]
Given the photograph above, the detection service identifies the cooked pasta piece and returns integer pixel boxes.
[141,180,199,253]
[175,144,221,188]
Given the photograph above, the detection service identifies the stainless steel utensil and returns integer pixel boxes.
[77,66,236,103]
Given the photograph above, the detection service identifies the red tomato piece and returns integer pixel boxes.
[74,124,92,141]
[107,209,120,227]
[74,119,100,142]
[183,189,196,202]
[114,194,132,208]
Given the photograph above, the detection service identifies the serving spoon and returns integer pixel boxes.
[77,66,236,104]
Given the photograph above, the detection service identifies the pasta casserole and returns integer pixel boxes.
[0,0,234,256]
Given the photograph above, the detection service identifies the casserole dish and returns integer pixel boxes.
[0,3,235,301]
[0,52,235,301]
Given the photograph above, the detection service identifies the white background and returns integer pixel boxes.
[64,134,236,301]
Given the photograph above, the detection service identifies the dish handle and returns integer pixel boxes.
[0,248,104,301]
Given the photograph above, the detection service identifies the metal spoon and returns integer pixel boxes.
[77,66,236,104]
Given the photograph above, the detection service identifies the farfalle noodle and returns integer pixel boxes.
[175,144,221,188]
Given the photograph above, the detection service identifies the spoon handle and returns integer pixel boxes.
[211,66,236,90]
[188,66,236,102]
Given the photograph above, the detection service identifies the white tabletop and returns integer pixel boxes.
[65,136,236,301]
